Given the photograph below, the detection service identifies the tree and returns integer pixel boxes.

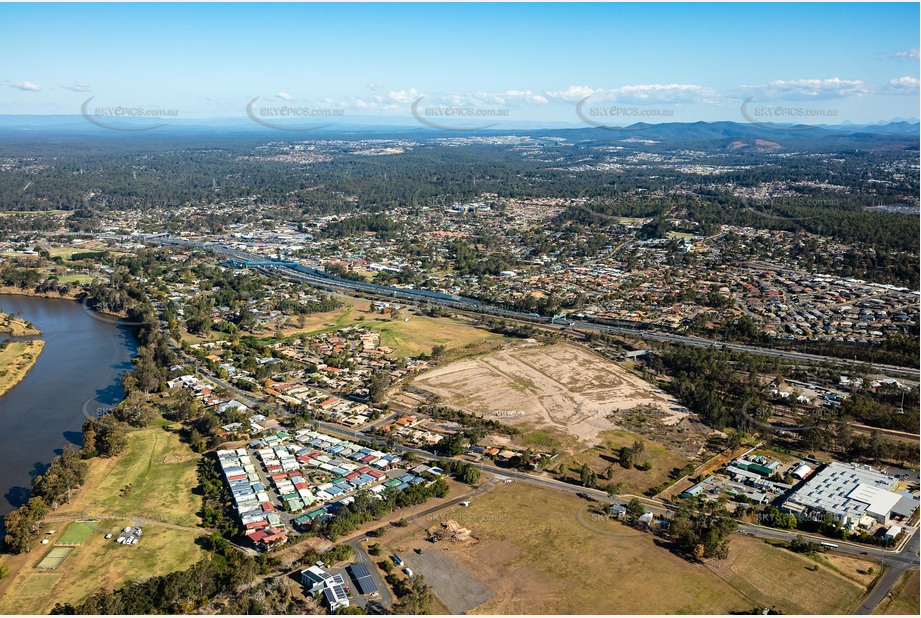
[579,463,593,487]
[3,497,48,554]
[625,498,645,523]
[368,373,390,404]
[437,435,466,457]
[81,418,98,458]
[390,575,434,615]
[97,425,128,457]
[669,497,737,561]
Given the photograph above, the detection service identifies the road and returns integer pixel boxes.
[152,237,920,380]
[182,355,921,613]
[146,255,918,613]
[737,521,920,614]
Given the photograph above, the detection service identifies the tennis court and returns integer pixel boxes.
[36,547,73,569]
[56,521,97,545]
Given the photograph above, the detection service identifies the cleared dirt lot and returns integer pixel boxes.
[413,343,690,446]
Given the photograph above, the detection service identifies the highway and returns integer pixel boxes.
[152,237,920,380]
[149,238,918,612]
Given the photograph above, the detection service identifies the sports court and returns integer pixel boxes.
[35,547,74,570]
[55,521,98,545]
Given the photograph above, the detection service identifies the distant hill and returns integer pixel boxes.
[0,116,916,151]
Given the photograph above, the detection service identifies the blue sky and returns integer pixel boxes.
[1,2,918,126]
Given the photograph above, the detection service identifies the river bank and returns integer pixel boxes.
[0,284,82,301]
[0,294,137,518]
[0,340,45,398]
[0,311,42,337]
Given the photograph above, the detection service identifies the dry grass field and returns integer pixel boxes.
[0,522,203,614]
[0,420,206,614]
[382,483,870,614]
[875,569,920,615]
[0,311,41,336]
[552,429,690,495]
[0,340,44,397]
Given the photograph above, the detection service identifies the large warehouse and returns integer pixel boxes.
[782,462,917,528]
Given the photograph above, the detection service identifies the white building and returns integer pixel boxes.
[300,565,350,611]
[782,462,913,526]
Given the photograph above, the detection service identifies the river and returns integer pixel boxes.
[0,295,137,519]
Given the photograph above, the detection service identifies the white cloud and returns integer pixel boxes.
[383,88,424,104]
[547,83,717,105]
[275,92,292,101]
[367,82,385,91]
[61,82,91,92]
[748,78,869,100]
[882,76,920,95]
[12,81,40,91]
[545,85,596,102]
[890,48,920,61]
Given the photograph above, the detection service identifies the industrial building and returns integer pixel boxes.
[782,462,917,528]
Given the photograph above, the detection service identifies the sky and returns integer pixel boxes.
[1,2,919,128]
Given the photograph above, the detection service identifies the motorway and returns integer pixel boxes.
[153,237,920,381]
[150,240,918,612]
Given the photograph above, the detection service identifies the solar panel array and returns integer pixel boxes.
[348,562,379,595]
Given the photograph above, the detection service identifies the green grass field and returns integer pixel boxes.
[35,547,73,570]
[55,273,96,285]
[0,422,206,614]
[55,424,202,527]
[56,521,98,545]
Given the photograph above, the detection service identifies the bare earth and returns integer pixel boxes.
[413,343,688,445]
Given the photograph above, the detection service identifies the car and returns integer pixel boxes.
[105,533,112,539]
[459,501,470,507]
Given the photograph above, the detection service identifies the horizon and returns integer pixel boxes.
[2,2,919,130]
